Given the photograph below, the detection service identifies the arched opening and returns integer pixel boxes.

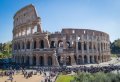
[78,55,82,64]
[33,56,36,66]
[101,43,103,51]
[21,56,24,64]
[78,42,81,50]
[66,56,71,65]
[89,42,92,50]
[26,56,29,65]
[22,42,24,49]
[84,42,87,50]
[18,42,20,50]
[94,43,96,50]
[58,40,63,47]
[84,55,87,63]
[98,55,100,62]
[39,56,44,66]
[94,55,97,63]
[50,41,56,48]
[66,41,70,48]
[33,40,36,49]
[48,56,52,66]
[33,26,38,33]
[58,56,64,66]
[90,56,92,63]
[27,41,30,49]
[40,40,44,49]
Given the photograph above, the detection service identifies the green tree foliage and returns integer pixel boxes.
[74,72,120,82]
[111,39,120,54]
[0,41,12,58]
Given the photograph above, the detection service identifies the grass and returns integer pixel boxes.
[56,74,75,82]
[111,54,118,58]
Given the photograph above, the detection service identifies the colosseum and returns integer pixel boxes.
[12,4,111,67]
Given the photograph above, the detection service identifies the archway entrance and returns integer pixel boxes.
[78,55,82,64]
[21,56,24,64]
[94,55,97,63]
[90,56,92,63]
[39,56,44,66]
[40,40,44,49]
[33,56,36,66]
[48,56,52,66]
[26,56,30,65]
[66,56,71,65]
[84,55,87,64]
[50,41,55,48]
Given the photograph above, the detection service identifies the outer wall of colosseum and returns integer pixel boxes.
[12,4,111,67]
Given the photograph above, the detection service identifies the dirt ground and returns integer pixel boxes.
[0,73,44,82]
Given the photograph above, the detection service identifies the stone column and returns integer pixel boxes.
[92,56,94,63]
[82,55,84,64]
[24,39,27,51]
[87,35,89,54]
[24,56,26,64]
[63,36,66,49]
[87,55,90,63]
[87,41,89,54]
[70,54,76,65]
[25,27,27,36]
[81,35,84,55]
[76,35,78,54]
[30,39,33,50]
[81,42,84,54]
[44,54,47,66]
[29,55,33,65]
[31,26,33,34]
[36,55,39,66]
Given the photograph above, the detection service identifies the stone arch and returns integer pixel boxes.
[50,41,56,48]
[84,42,87,50]
[66,56,71,65]
[58,56,61,65]
[89,42,92,49]
[39,56,44,66]
[66,41,70,48]
[90,56,92,63]
[78,42,81,50]
[33,56,36,66]
[94,55,97,63]
[21,56,24,64]
[78,55,82,64]
[84,55,87,63]
[48,56,52,66]
[26,56,30,65]
[33,40,37,49]
[58,40,63,47]
[27,41,30,49]
[22,41,24,49]
[98,55,100,62]
[101,43,103,51]
[40,40,44,49]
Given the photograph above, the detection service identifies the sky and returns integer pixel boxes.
[0,0,120,43]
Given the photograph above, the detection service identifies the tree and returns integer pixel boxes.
[111,39,120,54]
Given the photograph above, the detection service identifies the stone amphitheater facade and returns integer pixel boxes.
[12,4,111,66]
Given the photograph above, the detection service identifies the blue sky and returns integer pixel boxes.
[0,0,120,43]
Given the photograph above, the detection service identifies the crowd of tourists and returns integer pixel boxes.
[0,64,120,82]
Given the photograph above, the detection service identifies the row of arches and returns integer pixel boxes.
[15,55,52,66]
[14,40,45,50]
[50,40,109,51]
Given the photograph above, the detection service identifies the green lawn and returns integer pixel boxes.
[56,75,75,82]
